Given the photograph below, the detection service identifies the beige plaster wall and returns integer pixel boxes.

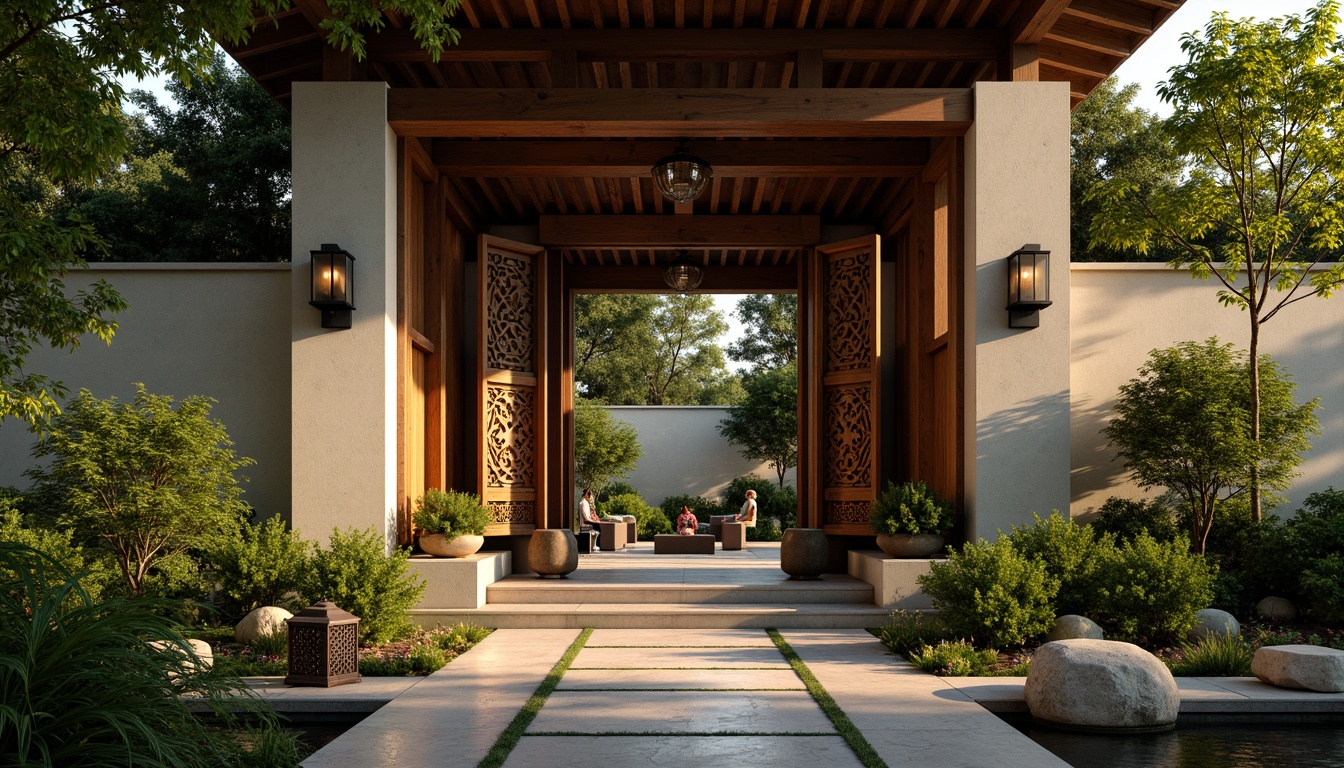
[1070,263,1344,517]
[602,405,797,506]
[963,80,1073,539]
[289,82,400,550]
[0,264,291,520]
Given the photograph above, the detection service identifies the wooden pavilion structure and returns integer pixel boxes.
[221,1,1184,552]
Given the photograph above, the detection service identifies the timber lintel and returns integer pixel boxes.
[539,215,821,248]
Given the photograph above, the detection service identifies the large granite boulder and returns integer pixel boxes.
[1252,645,1344,693]
[1047,615,1104,642]
[1025,639,1179,732]
[1256,596,1298,622]
[148,638,214,675]
[235,606,293,644]
[1188,608,1240,643]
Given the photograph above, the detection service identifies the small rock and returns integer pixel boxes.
[1256,596,1298,622]
[147,638,213,674]
[1025,639,1179,732]
[1047,615,1104,642]
[1188,608,1240,643]
[235,606,293,644]
[1253,645,1344,693]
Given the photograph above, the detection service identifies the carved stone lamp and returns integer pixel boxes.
[285,600,362,687]
[309,244,356,329]
[1006,244,1052,328]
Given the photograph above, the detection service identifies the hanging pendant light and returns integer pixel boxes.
[663,251,704,294]
[651,140,713,204]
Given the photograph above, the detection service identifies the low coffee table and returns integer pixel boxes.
[653,534,715,555]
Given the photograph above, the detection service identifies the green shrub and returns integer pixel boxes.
[308,527,425,645]
[433,622,492,652]
[1169,633,1254,677]
[210,515,313,620]
[1009,512,1109,618]
[413,489,492,539]
[250,628,288,658]
[0,542,293,766]
[603,493,671,538]
[358,643,447,676]
[598,481,639,503]
[1280,489,1344,624]
[917,537,1058,648]
[870,480,955,536]
[1091,533,1215,643]
[747,518,784,541]
[1091,496,1181,544]
[0,506,113,604]
[720,475,797,530]
[877,609,952,656]
[908,639,998,676]
[1301,554,1344,625]
[659,494,727,528]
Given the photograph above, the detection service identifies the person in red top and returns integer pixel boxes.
[675,506,699,536]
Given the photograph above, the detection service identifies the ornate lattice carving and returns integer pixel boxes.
[488,500,535,525]
[328,624,359,676]
[824,385,872,487]
[824,249,873,373]
[486,385,535,488]
[287,626,325,677]
[485,250,534,372]
[826,500,872,525]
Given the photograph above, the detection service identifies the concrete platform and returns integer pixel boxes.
[407,551,511,609]
[846,550,940,610]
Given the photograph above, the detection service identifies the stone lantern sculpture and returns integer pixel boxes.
[285,600,362,687]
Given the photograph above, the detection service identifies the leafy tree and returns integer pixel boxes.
[0,0,461,431]
[640,294,734,405]
[1070,78,1182,262]
[1103,339,1318,553]
[727,294,797,369]
[62,53,292,262]
[717,361,798,487]
[573,397,642,500]
[1089,2,1344,521]
[574,294,656,403]
[27,385,254,596]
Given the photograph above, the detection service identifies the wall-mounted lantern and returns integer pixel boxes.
[1006,244,1051,329]
[285,600,362,687]
[309,244,355,329]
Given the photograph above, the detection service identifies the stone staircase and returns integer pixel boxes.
[408,544,902,629]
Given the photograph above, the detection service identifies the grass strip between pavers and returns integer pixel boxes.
[768,629,889,768]
[476,627,593,768]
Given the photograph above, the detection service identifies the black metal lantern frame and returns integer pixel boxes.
[663,251,704,294]
[310,244,356,329]
[651,141,713,205]
[1006,244,1052,329]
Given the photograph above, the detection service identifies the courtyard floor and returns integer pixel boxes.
[271,627,1344,768]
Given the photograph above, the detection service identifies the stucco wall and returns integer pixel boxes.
[964,80,1073,539]
[1070,263,1344,517]
[603,406,797,505]
[0,264,292,520]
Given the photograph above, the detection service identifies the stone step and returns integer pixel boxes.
[410,602,891,629]
[486,577,874,605]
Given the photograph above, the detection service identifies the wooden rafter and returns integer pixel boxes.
[431,139,929,177]
[388,88,973,138]
[1009,0,1072,44]
[538,214,821,247]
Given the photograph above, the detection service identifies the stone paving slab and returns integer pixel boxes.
[586,628,775,647]
[572,646,790,669]
[504,736,863,768]
[532,689,832,734]
[301,629,578,767]
[558,668,804,690]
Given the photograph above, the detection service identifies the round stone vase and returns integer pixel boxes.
[528,529,578,578]
[875,533,944,558]
[780,528,828,580]
[420,533,484,558]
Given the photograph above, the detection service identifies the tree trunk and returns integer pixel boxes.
[1249,317,1262,523]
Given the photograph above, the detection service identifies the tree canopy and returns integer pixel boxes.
[1089,0,1344,521]
[726,294,797,370]
[573,397,642,500]
[717,361,798,487]
[1104,339,1318,553]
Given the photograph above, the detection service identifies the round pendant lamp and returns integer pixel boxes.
[651,141,713,204]
[663,251,704,294]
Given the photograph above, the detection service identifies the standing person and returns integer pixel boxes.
[735,489,758,529]
[676,506,699,536]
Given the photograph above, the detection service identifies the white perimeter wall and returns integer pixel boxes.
[0,264,292,520]
[603,406,797,505]
[1071,263,1344,518]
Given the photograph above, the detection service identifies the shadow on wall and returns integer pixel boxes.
[1069,393,1131,512]
[974,390,1070,526]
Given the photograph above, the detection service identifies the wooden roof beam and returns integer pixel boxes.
[431,139,930,177]
[1009,0,1072,44]
[363,28,1007,63]
[1062,0,1157,36]
[389,88,973,138]
[539,215,821,248]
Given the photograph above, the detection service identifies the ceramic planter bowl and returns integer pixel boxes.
[420,533,485,558]
[875,533,944,558]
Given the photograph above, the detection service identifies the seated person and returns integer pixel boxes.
[735,489,758,529]
[675,506,699,536]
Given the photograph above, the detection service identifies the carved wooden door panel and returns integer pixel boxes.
[814,236,881,533]
[477,236,546,534]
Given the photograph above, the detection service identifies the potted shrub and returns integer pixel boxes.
[414,489,493,557]
[869,480,954,557]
